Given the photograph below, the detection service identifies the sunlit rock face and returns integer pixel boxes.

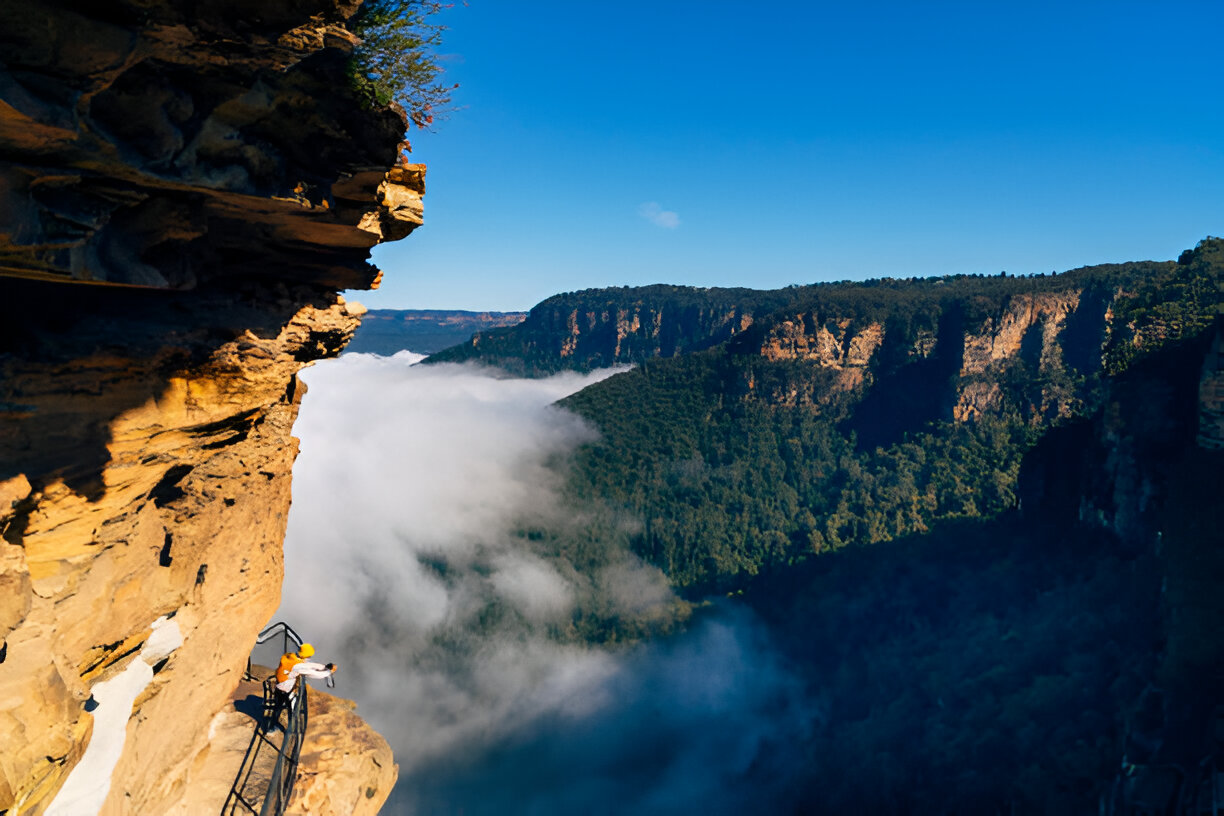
[760,317,884,366]
[166,681,396,816]
[745,289,1110,417]
[430,286,781,374]
[0,0,414,811]
[285,689,397,816]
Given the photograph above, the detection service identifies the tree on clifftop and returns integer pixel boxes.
[349,0,458,129]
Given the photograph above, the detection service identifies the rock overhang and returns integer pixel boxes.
[0,0,421,291]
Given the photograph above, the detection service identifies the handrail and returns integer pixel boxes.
[243,622,304,682]
[257,676,308,816]
[223,622,310,816]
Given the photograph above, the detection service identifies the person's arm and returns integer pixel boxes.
[287,660,337,681]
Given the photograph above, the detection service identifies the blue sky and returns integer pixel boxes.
[359,1,1224,311]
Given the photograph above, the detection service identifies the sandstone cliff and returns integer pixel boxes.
[0,1,418,812]
[438,257,1220,457]
[427,284,797,375]
[732,261,1219,437]
[170,680,395,816]
[747,287,1096,420]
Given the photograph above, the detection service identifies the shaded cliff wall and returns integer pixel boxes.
[1198,322,1224,450]
[0,0,421,812]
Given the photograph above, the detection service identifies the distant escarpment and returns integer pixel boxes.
[346,308,527,356]
[427,284,798,374]
[0,1,415,812]
[441,248,1223,590]
[470,243,1224,592]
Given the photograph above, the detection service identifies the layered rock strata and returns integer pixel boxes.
[0,0,419,812]
[745,290,1102,418]
[0,0,422,290]
[0,281,381,814]
[428,284,792,374]
[163,679,395,816]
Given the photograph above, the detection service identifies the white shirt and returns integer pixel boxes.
[276,660,334,692]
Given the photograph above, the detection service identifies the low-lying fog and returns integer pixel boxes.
[278,352,811,814]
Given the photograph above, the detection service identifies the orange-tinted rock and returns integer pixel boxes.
[960,291,1081,376]
[0,0,413,811]
[0,0,420,291]
[760,316,884,367]
[148,679,394,815]
[286,689,397,816]
[0,283,370,814]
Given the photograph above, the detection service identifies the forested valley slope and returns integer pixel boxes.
[434,239,1224,814]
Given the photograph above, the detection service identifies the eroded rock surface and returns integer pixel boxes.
[0,0,423,290]
[0,0,416,812]
[286,689,397,816]
[429,285,790,375]
[0,281,372,814]
[159,679,395,816]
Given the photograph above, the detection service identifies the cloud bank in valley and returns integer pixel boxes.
[278,352,810,814]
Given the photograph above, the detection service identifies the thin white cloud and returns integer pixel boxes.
[638,201,680,229]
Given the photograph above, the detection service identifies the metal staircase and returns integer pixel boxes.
[222,622,309,816]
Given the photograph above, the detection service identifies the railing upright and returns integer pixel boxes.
[257,678,307,816]
[224,622,311,816]
[244,621,304,682]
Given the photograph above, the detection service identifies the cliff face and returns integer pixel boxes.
[742,280,1198,436]
[747,290,1093,415]
[760,316,886,367]
[0,1,418,812]
[0,0,422,290]
[551,246,1220,594]
[427,284,798,374]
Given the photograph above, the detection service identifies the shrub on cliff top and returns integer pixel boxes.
[349,0,457,128]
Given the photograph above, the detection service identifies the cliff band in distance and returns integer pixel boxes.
[0,1,419,812]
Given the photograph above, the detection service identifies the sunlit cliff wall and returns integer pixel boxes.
[428,284,797,374]
[0,0,420,812]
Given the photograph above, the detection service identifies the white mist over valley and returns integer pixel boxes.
[277,352,811,814]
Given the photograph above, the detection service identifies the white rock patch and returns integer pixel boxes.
[45,616,183,816]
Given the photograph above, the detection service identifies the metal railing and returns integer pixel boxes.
[223,622,309,816]
[244,621,304,682]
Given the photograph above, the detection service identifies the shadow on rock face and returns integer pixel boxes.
[0,276,325,503]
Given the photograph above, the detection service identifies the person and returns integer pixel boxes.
[265,643,338,733]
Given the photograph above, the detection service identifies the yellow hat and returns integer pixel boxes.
[298,643,315,658]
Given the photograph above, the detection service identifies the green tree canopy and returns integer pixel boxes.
[349,0,456,128]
